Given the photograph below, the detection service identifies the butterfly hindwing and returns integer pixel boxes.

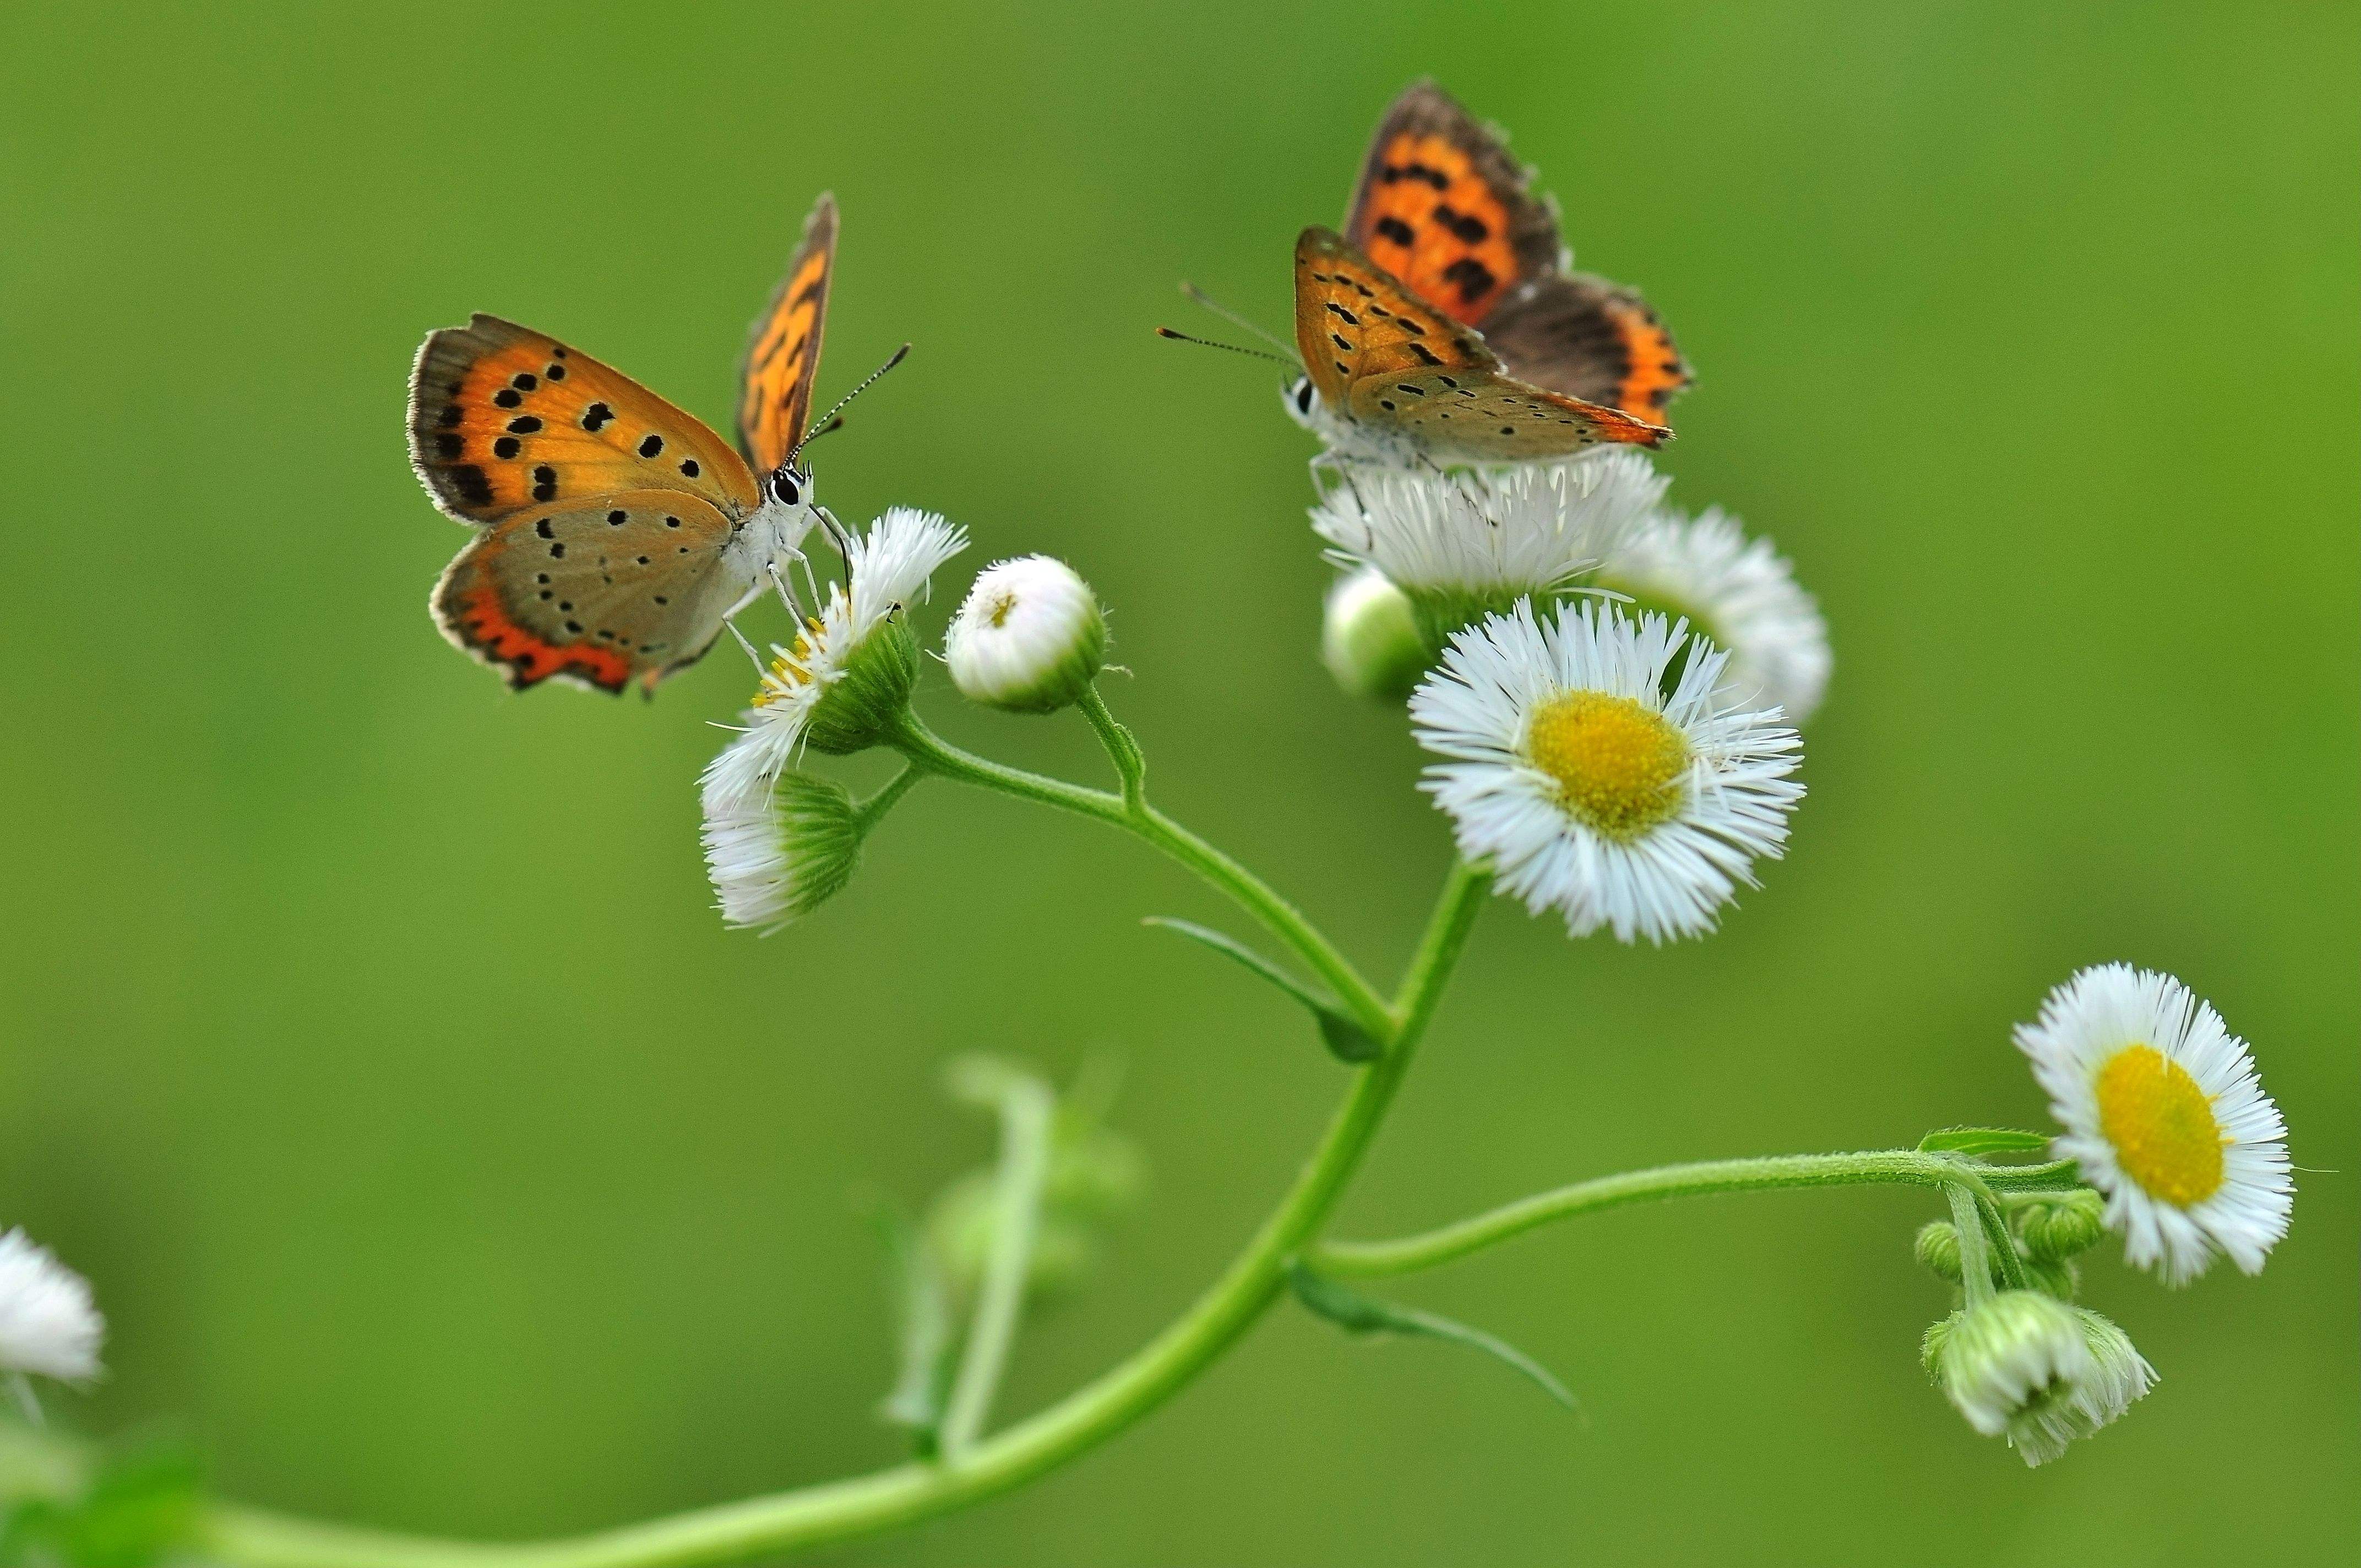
[431,491,748,694]
[409,315,760,526]
[1479,275,1692,420]
[1343,80,1562,329]
[737,193,837,477]
[1352,368,1669,462]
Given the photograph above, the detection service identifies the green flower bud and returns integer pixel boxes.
[2017,1190,2108,1261]
[945,555,1107,714]
[805,617,923,754]
[1321,567,1430,702]
[1914,1220,1963,1282]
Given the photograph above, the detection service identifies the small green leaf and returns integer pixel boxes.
[1918,1126,2053,1157]
[1287,1263,1575,1411]
[1144,918,1380,1063]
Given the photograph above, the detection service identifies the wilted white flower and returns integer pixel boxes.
[946,556,1107,714]
[1320,565,1428,702]
[1598,505,1831,722]
[1,1229,104,1415]
[2016,964,2292,1285]
[700,772,865,932]
[1310,450,1665,612]
[704,508,966,807]
[1411,600,1803,943]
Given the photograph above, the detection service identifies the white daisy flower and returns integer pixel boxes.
[700,773,864,933]
[1,1228,104,1416]
[1598,505,1831,722]
[946,555,1107,714]
[1411,600,1803,943]
[1310,449,1666,608]
[703,508,966,808]
[2015,964,2292,1285]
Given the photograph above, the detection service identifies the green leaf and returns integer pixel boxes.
[1918,1126,2053,1157]
[1287,1263,1576,1412]
[1144,918,1380,1063]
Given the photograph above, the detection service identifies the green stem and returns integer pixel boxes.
[1310,1150,1998,1280]
[938,1070,1055,1455]
[855,763,924,831]
[889,713,1395,1040]
[199,865,1494,1568]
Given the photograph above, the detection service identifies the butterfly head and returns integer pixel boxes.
[768,462,814,510]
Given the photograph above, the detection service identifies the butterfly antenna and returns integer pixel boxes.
[789,343,910,467]
[1154,327,1297,368]
[1179,281,1294,353]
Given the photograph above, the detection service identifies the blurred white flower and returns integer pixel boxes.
[2015,963,2292,1286]
[704,508,966,807]
[946,556,1107,714]
[1320,565,1428,702]
[1599,506,1831,722]
[1310,450,1664,603]
[1,1228,103,1418]
[1411,600,1803,944]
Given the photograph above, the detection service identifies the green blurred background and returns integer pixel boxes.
[4,2,2355,1562]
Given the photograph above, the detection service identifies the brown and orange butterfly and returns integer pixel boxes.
[407,193,846,695]
[1265,81,1688,468]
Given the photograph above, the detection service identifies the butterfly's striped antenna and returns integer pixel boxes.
[1154,327,1297,367]
[787,343,910,470]
[1180,281,1295,354]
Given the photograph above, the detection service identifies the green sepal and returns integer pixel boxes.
[1286,1263,1575,1412]
[806,619,922,755]
[1144,918,1381,1063]
[1918,1126,2052,1157]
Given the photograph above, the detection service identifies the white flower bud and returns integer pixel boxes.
[700,772,864,932]
[1321,567,1430,702]
[0,1228,104,1392]
[1924,1290,2149,1466]
[946,556,1107,714]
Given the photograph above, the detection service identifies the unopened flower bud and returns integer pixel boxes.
[1321,567,1430,702]
[2017,1190,2108,1261]
[1914,1220,1963,1281]
[946,555,1107,714]
[1926,1291,2120,1466]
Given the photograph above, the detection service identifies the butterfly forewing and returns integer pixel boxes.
[410,315,760,526]
[1294,227,1498,410]
[737,193,837,476]
[1344,81,1562,328]
[1355,371,1667,463]
[431,491,747,694]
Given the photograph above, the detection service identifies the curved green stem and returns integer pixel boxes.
[1309,1150,2001,1280]
[889,709,1395,1040]
[198,865,1493,1568]
[938,1068,1055,1456]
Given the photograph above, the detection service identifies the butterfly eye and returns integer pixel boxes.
[770,468,807,507]
[1292,378,1315,416]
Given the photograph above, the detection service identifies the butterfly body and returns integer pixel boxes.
[407,194,842,695]
[1280,81,1688,470]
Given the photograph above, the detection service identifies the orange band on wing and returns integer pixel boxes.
[444,579,633,693]
[1603,298,1691,421]
[1353,132,1527,323]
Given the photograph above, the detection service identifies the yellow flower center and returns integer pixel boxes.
[2095,1044,2226,1206]
[750,622,824,708]
[1521,690,1688,840]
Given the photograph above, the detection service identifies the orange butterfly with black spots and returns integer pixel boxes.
[407,193,845,695]
[1276,80,1688,468]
